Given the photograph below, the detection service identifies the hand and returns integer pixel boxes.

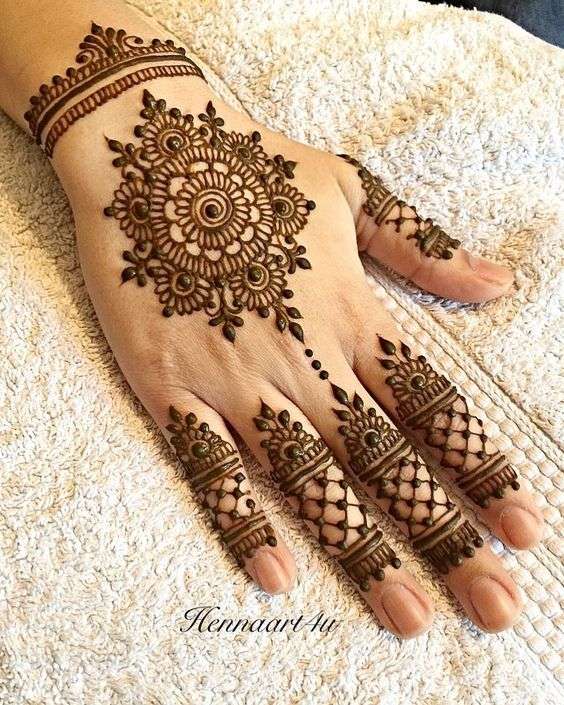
[10,14,542,639]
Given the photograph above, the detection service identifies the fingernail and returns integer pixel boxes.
[381,584,431,637]
[469,576,519,631]
[468,254,514,288]
[252,550,292,594]
[500,505,543,549]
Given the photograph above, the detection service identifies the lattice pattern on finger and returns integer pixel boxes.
[330,384,484,574]
[253,401,400,591]
[166,406,277,565]
[377,337,520,508]
[338,154,460,260]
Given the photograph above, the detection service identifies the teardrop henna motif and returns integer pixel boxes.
[339,154,461,260]
[104,92,315,342]
[377,337,520,508]
[167,406,277,565]
[253,402,401,590]
[330,384,483,574]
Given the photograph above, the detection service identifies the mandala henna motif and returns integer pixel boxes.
[104,92,315,342]
[330,384,483,573]
[253,402,401,590]
[377,337,520,508]
[339,154,461,260]
[25,23,205,156]
[167,406,277,565]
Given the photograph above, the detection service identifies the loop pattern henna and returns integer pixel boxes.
[253,402,401,590]
[25,23,205,156]
[104,92,315,342]
[339,154,461,260]
[330,384,483,573]
[167,406,277,565]
[377,337,520,508]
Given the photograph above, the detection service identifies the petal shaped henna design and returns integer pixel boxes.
[377,337,520,508]
[104,92,315,342]
[253,402,401,591]
[339,154,461,260]
[25,23,205,156]
[330,384,484,574]
[167,407,277,565]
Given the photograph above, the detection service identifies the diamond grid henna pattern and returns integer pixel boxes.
[25,23,205,156]
[330,384,484,574]
[167,407,277,565]
[104,92,315,342]
[377,337,520,508]
[339,154,461,260]
[253,401,401,591]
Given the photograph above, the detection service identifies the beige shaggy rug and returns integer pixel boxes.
[0,1,562,703]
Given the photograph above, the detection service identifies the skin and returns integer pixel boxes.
[0,0,544,639]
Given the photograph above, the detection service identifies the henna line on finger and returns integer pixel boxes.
[167,406,277,565]
[377,336,520,508]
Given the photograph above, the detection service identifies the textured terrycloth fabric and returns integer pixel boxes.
[0,1,562,703]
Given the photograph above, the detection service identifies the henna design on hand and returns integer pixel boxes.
[104,92,315,342]
[253,402,400,590]
[377,337,520,508]
[339,154,461,260]
[330,385,483,574]
[25,23,204,156]
[166,406,277,565]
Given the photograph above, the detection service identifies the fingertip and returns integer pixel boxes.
[246,540,297,595]
[465,252,514,300]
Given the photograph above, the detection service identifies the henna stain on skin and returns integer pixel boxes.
[377,337,520,507]
[167,406,277,565]
[253,401,401,590]
[25,23,205,156]
[339,154,461,260]
[330,384,484,574]
[104,92,315,342]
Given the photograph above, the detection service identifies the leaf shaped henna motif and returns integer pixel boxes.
[339,154,461,260]
[253,401,401,590]
[377,337,520,508]
[167,407,277,565]
[330,385,483,574]
[104,92,315,342]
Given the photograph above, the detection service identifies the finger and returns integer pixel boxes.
[355,330,544,551]
[159,399,296,595]
[233,390,434,638]
[336,155,514,303]
[285,351,523,632]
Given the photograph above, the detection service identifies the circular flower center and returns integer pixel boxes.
[245,263,269,289]
[162,131,185,153]
[131,198,149,221]
[364,430,380,447]
[284,442,303,460]
[193,189,233,229]
[409,374,426,390]
[273,198,293,217]
[237,146,252,160]
[191,441,210,459]
[175,273,192,291]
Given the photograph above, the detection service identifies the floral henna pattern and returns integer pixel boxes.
[167,407,277,565]
[339,154,461,260]
[104,92,315,342]
[377,337,520,508]
[253,402,401,591]
[330,384,483,574]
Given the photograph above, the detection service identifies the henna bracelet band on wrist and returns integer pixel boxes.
[25,23,205,157]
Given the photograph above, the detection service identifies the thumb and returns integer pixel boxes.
[336,155,514,303]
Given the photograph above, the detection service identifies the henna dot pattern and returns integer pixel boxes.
[377,337,520,507]
[330,385,483,573]
[253,401,400,591]
[104,92,315,342]
[339,154,460,260]
[167,406,276,565]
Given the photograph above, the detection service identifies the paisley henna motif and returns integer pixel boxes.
[253,402,400,590]
[339,154,461,260]
[25,23,204,155]
[104,92,315,342]
[377,337,520,508]
[330,385,483,573]
[167,406,277,565]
